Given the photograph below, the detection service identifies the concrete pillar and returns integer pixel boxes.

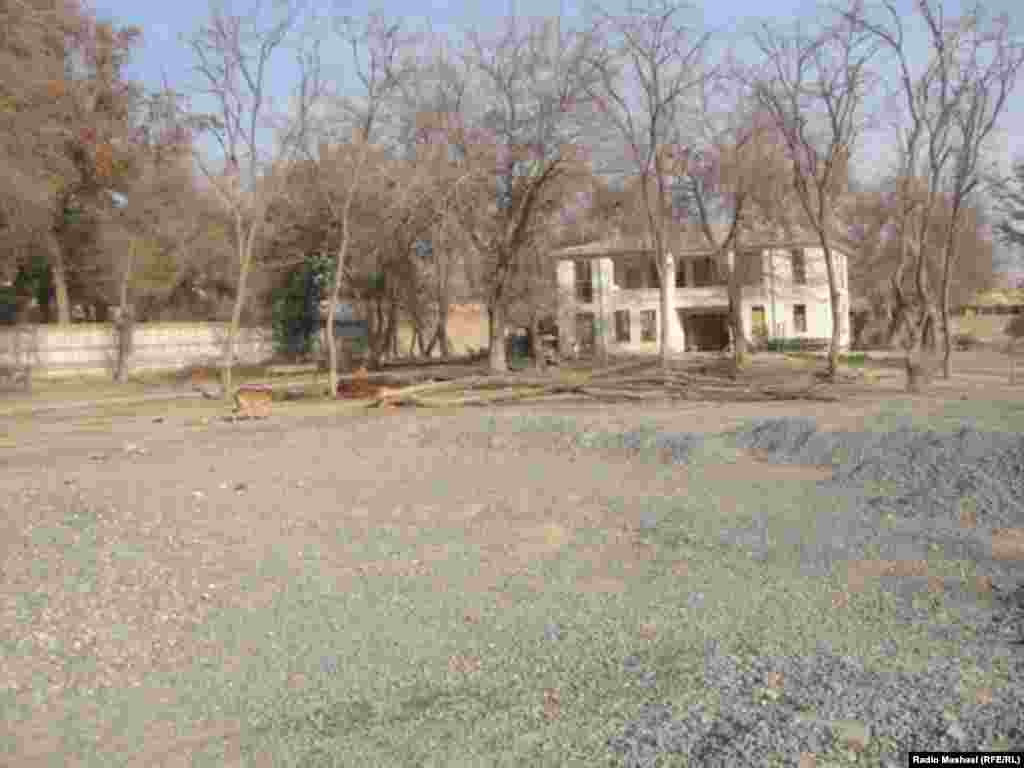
[556,260,575,356]
[594,257,614,355]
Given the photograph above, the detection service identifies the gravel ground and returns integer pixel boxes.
[608,417,1024,767]
[5,399,1023,766]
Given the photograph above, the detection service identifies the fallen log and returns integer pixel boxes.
[587,359,662,380]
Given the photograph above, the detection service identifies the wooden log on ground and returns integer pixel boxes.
[266,364,319,376]
[587,359,661,380]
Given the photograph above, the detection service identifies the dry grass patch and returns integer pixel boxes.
[844,559,931,592]
[991,528,1024,561]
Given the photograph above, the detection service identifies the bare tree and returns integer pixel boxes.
[103,86,201,383]
[586,0,711,368]
[992,155,1024,252]
[931,5,1024,378]
[846,176,995,348]
[678,74,793,368]
[450,16,601,373]
[310,13,415,393]
[846,0,1024,388]
[187,0,319,398]
[753,9,877,379]
[397,40,474,359]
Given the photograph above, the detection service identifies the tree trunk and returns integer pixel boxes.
[658,269,672,370]
[939,243,955,380]
[530,311,544,373]
[51,246,72,325]
[885,303,906,348]
[222,224,257,402]
[114,266,133,385]
[821,245,840,380]
[409,325,423,357]
[367,299,387,369]
[488,300,508,373]
[386,299,399,360]
[728,263,748,369]
[424,325,439,357]
[437,296,451,358]
[325,141,368,398]
[905,311,935,393]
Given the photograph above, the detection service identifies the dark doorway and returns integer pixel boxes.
[680,310,730,351]
[574,312,596,354]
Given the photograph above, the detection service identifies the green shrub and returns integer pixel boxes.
[271,262,320,359]
[765,338,807,353]
[0,286,19,325]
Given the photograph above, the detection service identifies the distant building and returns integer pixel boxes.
[553,230,852,355]
[959,288,1024,317]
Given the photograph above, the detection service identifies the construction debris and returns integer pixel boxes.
[356,358,839,409]
[233,384,273,419]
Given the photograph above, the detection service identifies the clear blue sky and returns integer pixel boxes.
[91,0,1023,266]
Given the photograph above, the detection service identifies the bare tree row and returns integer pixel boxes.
[3,0,1021,396]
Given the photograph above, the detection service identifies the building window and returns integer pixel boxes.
[793,304,807,333]
[676,259,687,287]
[648,261,661,289]
[614,310,631,342]
[640,309,657,341]
[625,265,644,289]
[738,250,762,286]
[791,249,806,285]
[751,305,767,339]
[693,256,719,287]
[575,312,595,352]
[574,260,593,303]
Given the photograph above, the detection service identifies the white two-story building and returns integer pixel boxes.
[553,232,852,355]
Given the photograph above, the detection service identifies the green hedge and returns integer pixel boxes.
[764,338,830,353]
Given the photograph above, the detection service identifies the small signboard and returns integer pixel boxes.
[335,320,368,340]
[336,302,358,323]
[333,304,368,340]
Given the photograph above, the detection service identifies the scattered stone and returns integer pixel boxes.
[639,511,660,530]
[946,720,968,744]
[88,452,107,462]
[233,482,247,494]
[544,622,563,642]
[320,654,339,676]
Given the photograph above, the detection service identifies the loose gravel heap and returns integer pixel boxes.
[608,417,1024,767]
[610,643,1024,767]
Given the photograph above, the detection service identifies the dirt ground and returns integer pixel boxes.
[1,350,1022,767]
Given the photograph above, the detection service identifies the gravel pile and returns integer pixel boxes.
[733,418,1024,531]
[607,417,1024,767]
[618,428,703,464]
[609,642,1024,768]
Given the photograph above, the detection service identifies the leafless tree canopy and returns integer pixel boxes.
[1,0,1019,390]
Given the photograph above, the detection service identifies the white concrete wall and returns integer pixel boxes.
[0,322,275,377]
[731,247,849,348]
